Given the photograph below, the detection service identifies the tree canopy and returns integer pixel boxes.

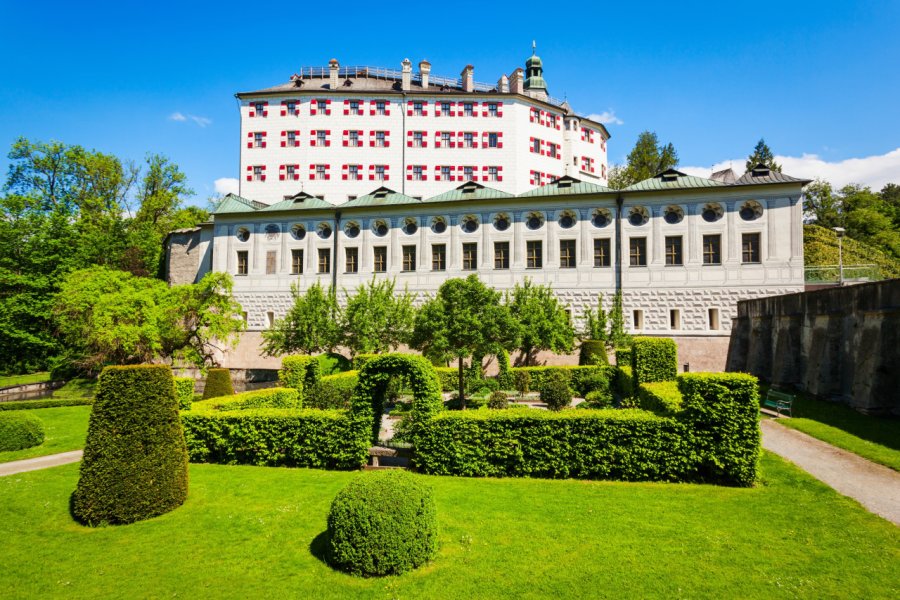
[746,138,782,173]
[261,281,342,356]
[608,131,679,189]
[505,279,574,365]
[341,278,415,356]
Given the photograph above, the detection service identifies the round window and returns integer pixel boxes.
[403,220,418,235]
[664,206,684,224]
[628,207,648,226]
[559,213,576,229]
[345,223,360,238]
[462,217,479,233]
[591,210,610,228]
[264,224,280,241]
[739,201,763,221]
[494,215,510,231]
[374,221,389,237]
[318,224,332,239]
[291,224,306,240]
[526,213,544,230]
[431,218,447,234]
[702,203,724,222]
[236,227,250,242]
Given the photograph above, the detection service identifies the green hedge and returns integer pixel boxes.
[631,337,677,384]
[278,356,320,397]
[0,411,45,451]
[351,353,379,371]
[613,366,635,399]
[306,372,358,410]
[193,387,301,411]
[539,371,572,411]
[637,381,683,416]
[615,347,632,367]
[578,340,609,366]
[509,366,612,398]
[0,397,93,411]
[174,377,194,411]
[181,408,366,469]
[72,365,188,525]
[202,368,234,400]
[496,350,513,389]
[327,471,438,576]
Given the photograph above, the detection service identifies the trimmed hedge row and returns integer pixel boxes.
[615,347,632,367]
[306,372,358,409]
[509,366,613,398]
[351,354,379,371]
[614,366,635,398]
[637,381,683,416]
[193,387,301,411]
[631,337,678,384]
[279,355,320,397]
[578,340,609,366]
[181,408,366,469]
[0,397,93,411]
[0,411,46,451]
[174,377,194,410]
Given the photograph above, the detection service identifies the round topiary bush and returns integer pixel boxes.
[0,412,45,451]
[579,340,609,366]
[202,368,234,400]
[488,390,509,409]
[584,389,614,408]
[72,365,188,526]
[540,371,572,411]
[327,470,437,576]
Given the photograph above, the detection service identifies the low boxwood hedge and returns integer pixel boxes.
[192,387,301,412]
[305,372,358,410]
[508,366,612,398]
[0,411,45,451]
[631,337,678,385]
[202,368,234,400]
[0,397,93,411]
[174,377,194,411]
[638,381,683,416]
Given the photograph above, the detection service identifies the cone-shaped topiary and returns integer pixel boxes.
[202,368,234,399]
[578,340,608,366]
[0,412,45,451]
[327,470,437,576]
[72,365,188,526]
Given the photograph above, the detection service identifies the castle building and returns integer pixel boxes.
[166,52,809,370]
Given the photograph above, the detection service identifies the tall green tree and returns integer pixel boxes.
[745,138,782,173]
[581,293,608,343]
[505,279,574,366]
[261,281,342,356]
[608,131,679,189]
[410,275,519,408]
[342,277,415,356]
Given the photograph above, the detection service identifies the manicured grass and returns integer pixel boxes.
[0,406,91,463]
[0,454,897,599]
[51,378,96,400]
[0,372,51,388]
[771,390,900,471]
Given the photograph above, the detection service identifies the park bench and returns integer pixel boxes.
[761,389,796,417]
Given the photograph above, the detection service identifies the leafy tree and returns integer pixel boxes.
[342,277,415,356]
[581,293,608,343]
[261,281,342,356]
[608,291,631,348]
[745,138,782,173]
[804,179,841,227]
[608,131,679,189]
[505,279,574,366]
[410,275,519,408]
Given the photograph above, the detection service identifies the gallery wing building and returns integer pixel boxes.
[166,52,809,369]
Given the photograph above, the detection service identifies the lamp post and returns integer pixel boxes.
[833,227,845,285]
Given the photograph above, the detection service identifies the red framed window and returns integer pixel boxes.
[406,165,427,181]
[309,164,331,181]
[581,127,594,143]
[459,131,478,148]
[310,99,332,116]
[435,101,455,117]
[310,130,331,147]
[280,100,299,116]
[369,130,390,148]
[249,101,268,117]
[482,165,503,182]
[280,130,300,147]
[343,99,364,116]
[247,131,267,148]
[342,164,363,181]
[342,130,363,147]
[530,170,545,186]
[482,131,503,148]
[369,99,390,116]
[407,130,428,148]
[246,165,266,182]
[435,165,456,181]
[407,100,428,116]
[435,131,455,148]
[369,164,389,181]
[279,164,301,181]
[482,101,503,117]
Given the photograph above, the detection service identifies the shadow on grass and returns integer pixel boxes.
[309,530,330,567]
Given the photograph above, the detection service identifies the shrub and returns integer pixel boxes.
[615,347,632,367]
[305,372,358,410]
[583,389,614,408]
[278,356,320,397]
[572,372,611,398]
[202,368,234,400]
[488,391,510,409]
[193,387,301,411]
[445,393,485,410]
[614,366,635,399]
[352,353,379,371]
[496,350,513,389]
[326,471,437,576]
[514,370,531,398]
[631,337,677,385]
[173,377,194,411]
[318,352,351,375]
[638,381,683,416]
[434,367,458,392]
[0,397,93,411]
[72,365,188,526]
[579,340,608,366]
[540,371,572,411]
[0,412,45,451]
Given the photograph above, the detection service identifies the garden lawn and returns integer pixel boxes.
[0,453,897,599]
[0,406,91,463]
[772,391,900,471]
[0,372,51,387]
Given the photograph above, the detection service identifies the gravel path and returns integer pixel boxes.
[0,450,83,477]
[761,419,900,526]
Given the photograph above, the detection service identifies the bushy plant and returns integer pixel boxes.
[514,370,531,398]
[614,366,635,399]
[488,391,510,409]
[0,412,45,451]
[72,365,188,526]
[318,352,351,375]
[445,393,485,410]
[278,355,320,397]
[583,390,614,408]
[305,372,358,410]
[480,378,500,392]
[573,372,611,398]
[496,349,513,389]
[615,347,632,367]
[193,387,301,411]
[202,368,234,400]
[326,471,438,576]
[351,353,379,371]
[173,376,194,410]
[638,381,683,415]
[578,340,608,366]
[631,337,678,384]
[540,371,572,411]
[0,397,93,411]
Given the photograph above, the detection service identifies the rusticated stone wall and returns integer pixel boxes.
[726,279,900,415]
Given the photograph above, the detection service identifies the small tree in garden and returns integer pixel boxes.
[608,291,632,349]
[540,370,572,411]
[410,275,519,409]
[261,281,341,356]
[581,293,609,344]
[514,370,531,399]
[505,279,574,366]
[341,277,415,356]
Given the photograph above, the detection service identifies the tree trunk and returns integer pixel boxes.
[458,356,466,410]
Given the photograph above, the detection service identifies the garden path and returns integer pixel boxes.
[761,419,900,526]
[0,450,82,477]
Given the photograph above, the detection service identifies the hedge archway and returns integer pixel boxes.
[350,354,443,445]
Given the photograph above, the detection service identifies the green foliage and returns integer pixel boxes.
[0,397,93,411]
[173,377,194,410]
[0,412,45,451]
[202,368,234,400]
[261,282,341,356]
[579,340,608,366]
[506,279,574,366]
[317,352,351,376]
[577,372,612,398]
[631,337,677,384]
[509,365,610,397]
[745,138,781,173]
[351,354,378,371]
[615,347,632,367]
[72,365,188,525]
[278,355,320,397]
[326,471,438,576]
[637,381,683,416]
[614,366,635,399]
[608,291,631,348]
[608,131,679,189]
[433,367,458,392]
[514,370,531,398]
[194,387,301,411]
[341,277,415,355]
[580,293,608,343]
[305,372,358,410]
[582,390,614,408]
[539,371,572,411]
[0,371,51,386]
[488,391,510,409]
[804,224,900,279]
[496,349,513,389]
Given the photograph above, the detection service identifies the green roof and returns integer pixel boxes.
[624,169,725,192]
[214,193,265,214]
[733,164,811,186]
[341,187,422,208]
[519,176,613,197]
[427,182,514,203]
[257,192,334,212]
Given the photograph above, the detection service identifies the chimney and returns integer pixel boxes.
[419,60,431,88]
[401,59,412,91]
[328,59,339,89]
[461,65,474,92]
[510,68,524,94]
[498,74,509,94]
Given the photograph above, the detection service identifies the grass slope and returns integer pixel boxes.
[804,224,900,278]
[0,454,897,599]
[0,372,52,387]
[0,406,91,463]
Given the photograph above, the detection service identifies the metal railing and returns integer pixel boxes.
[804,264,882,283]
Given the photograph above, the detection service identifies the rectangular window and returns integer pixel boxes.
[703,234,722,265]
[488,102,498,117]
[286,164,296,179]
[373,246,387,273]
[594,238,611,267]
[318,248,330,274]
[316,131,327,146]
[413,101,424,116]
[463,102,474,116]
[633,309,644,331]
[402,245,416,272]
[629,237,647,266]
[286,101,296,114]
[287,131,297,146]
[413,165,424,181]
[375,131,386,147]
[266,311,275,329]
[254,102,265,115]
[236,250,248,275]
[441,101,451,113]
[254,132,264,148]
[559,239,576,268]
[669,309,681,330]
[413,131,424,147]
[526,240,543,269]
[440,166,451,181]
[349,164,360,180]
[349,100,360,113]
[464,132,475,148]
[266,251,277,275]
[708,308,720,331]
[742,233,761,264]
[316,165,326,180]
[487,132,498,148]
[462,166,474,181]
[432,244,446,271]
[494,241,510,270]
[253,166,264,181]
[665,236,683,266]
[487,166,499,181]
[291,249,303,274]
[376,101,386,115]
[548,142,557,158]
[462,243,477,271]
[345,247,358,273]
[441,132,451,146]
[375,165,386,181]
[532,138,541,153]
[349,130,360,146]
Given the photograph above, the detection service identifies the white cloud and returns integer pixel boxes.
[214,177,239,196]
[168,112,187,122]
[586,110,624,126]
[169,112,212,127]
[681,148,900,190]
[190,115,212,128]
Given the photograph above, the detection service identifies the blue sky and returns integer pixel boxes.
[2,0,899,205]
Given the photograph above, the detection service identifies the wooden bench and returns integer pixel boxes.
[761,389,796,417]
